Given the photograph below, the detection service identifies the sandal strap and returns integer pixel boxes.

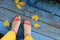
[24,22,32,26]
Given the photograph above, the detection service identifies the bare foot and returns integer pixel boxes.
[11,16,21,34]
[24,20,32,37]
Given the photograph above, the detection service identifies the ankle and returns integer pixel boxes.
[24,34,31,38]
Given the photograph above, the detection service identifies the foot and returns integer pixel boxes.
[24,20,32,37]
[11,16,21,34]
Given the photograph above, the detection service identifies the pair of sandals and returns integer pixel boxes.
[11,16,31,36]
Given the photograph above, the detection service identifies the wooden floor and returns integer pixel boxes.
[0,0,60,40]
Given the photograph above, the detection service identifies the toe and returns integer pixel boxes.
[13,16,21,22]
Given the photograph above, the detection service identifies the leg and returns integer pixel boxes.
[11,16,21,34]
[24,20,33,40]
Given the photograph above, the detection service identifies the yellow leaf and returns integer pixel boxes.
[18,2,26,6]
[3,20,10,27]
[16,4,21,9]
[34,23,40,28]
[32,15,38,21]
[15,0,19,4]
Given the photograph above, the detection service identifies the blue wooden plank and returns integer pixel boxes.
[23,0,37,6]
[31,20,60,40]
[32,32,54,40]
[0,21,9,34]
[0,7,60,40]
[0,0,60,29]
[0,0,60,40]
[36,1,60,16]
